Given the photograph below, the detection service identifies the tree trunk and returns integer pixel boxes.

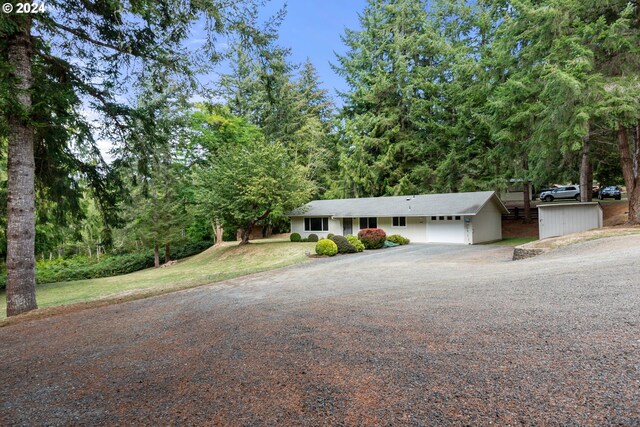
[154,241,160,268]
[617,125,640,224]
[164,243,171,263]
[239,222,254,245]
[215,222,224,246]
[6,16,38,317]
[212,220,224,246]
[580,131,593,202]
[522,156,531,223]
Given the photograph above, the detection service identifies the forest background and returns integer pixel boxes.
[1,0,638,315]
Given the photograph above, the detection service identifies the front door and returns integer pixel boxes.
[343,218,352,236]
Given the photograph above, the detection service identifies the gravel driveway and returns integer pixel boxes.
[1,237,639,425]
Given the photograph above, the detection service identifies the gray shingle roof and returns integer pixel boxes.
[288,191,508,217]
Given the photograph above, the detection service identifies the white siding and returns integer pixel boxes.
[376,216,428,243]
[471,201,503,244]
[538,203,602,239]
[290,217,342,239]
[426,216,466,243]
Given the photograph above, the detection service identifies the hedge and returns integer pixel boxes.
[0,241,212,288]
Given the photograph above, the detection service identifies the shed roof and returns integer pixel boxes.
[538,202,602,209]
[288,191,508,217]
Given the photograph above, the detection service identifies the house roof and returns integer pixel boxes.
[288,191,509,217]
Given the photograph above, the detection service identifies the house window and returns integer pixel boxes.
[359,217,377,229]
[304,217,329,231]
[447,216,453,220]
[392,216,406,227]
[431,216,437,220]
[455,216,461,220]
[438,216,445,220]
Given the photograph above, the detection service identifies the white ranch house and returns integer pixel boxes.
[288,191,508,245]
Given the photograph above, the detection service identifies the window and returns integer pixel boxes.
[447,216,453,220]
[455,216,461,220]
[438,216,445,220]
[431,216,437,221]
[392,216,406,227]
[304,217,329,231]
[359,217,377,229]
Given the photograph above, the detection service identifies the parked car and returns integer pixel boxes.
[598,186,621,200]
[539,185,580,202]
[534,187,556,200]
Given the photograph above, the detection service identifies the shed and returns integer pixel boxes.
[538,202,603,239]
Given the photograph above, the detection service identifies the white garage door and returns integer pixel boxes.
[426,219,465,243]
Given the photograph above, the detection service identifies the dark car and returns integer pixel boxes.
[598,186,621,200]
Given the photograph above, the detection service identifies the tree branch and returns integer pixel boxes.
[49,21,139,57]
[34,50,129,138]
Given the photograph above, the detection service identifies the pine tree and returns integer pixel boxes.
[0,2,262,316]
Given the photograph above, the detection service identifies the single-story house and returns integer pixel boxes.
[288,191,508,245]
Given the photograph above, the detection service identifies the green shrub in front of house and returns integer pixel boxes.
[330,235,356,253]
[290,232,302,242]
[346,234,365,252]
[387,234,410,245]
[327,233,335,239]
[315,239,338,256]
[357,228,387,249]
[307,233,319,242]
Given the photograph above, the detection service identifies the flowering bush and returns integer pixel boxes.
[357,228,387,249]
[315,239,338,256]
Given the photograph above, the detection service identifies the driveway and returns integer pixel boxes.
[1,238,639,425]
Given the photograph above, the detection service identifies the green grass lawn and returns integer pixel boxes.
[490,237,538,246]
[0,239,315,320]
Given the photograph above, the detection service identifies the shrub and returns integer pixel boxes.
[307,233,319,242]
[358,228,387,249]
[330,235,356,253]
[1,241,213,288]
[346,235,365,252]
[327,233,335,239]
[387,234,410,245]
[302,238,309,242]
[290,232,302,242]
[315,239,338,256]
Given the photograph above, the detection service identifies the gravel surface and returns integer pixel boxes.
[1,237,639,425]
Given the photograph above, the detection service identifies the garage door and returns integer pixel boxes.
[426,218,465,243]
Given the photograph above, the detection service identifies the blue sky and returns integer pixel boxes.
[260,0,367,101]
[96,1,369,159]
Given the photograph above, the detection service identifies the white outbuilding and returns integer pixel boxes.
[538,202,603,239]
[288,191,508,244]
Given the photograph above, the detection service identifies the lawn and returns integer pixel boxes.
[490,237,538,246]
[0,239,315,320]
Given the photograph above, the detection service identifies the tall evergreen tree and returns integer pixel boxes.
[333,0,435,197]
[0,2,262,316]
